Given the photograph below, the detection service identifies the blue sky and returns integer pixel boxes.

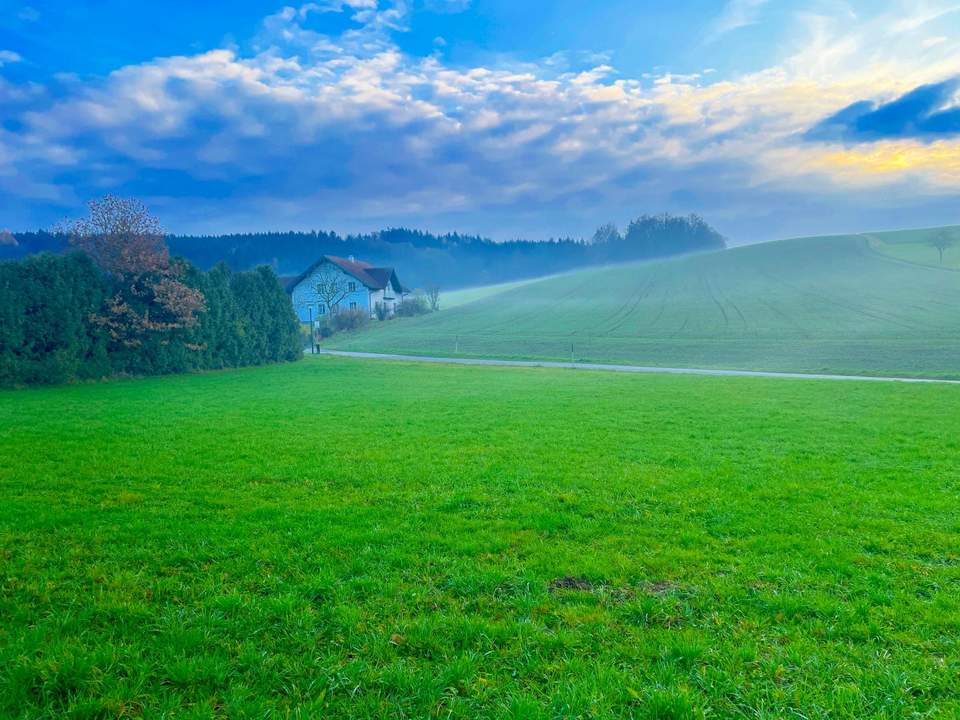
[2,1,960,242]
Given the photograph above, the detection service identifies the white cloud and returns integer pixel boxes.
[0,50,22,66]
[705,0,769,43]
[3,0,960,239]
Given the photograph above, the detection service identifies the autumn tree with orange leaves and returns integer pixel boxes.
[62,196,206,348]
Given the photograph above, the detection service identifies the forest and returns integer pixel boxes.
[3,214,726,289]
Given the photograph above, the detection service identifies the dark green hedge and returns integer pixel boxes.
[0,254,300,386]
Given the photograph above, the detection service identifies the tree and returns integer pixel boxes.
[0,251,109,385]
[426,285,440,312]
[591,223,620,245]
[928,230,957,266]
[0,229,17,246]
[313,263,352,315]
[61,195,206,350]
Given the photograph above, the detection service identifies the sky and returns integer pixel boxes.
[1,0,960,243]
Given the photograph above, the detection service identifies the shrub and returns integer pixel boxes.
[317,321,334,339]
[374,302,389,321]
[396,295,430,317]
[332,308,369,331]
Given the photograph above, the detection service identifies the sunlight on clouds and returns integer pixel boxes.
[818,141,960,185]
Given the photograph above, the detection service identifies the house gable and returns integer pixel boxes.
[287,255,408,322]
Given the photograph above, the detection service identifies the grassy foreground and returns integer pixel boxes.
[324,233,960,378]
[2,358,960,718]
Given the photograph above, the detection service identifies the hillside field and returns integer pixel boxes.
[865,225,960,270]
[324,233,960,378]
[2,357,959,718]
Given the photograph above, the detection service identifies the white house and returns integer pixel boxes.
[284,255,409,322]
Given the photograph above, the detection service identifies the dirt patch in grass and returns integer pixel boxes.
[549,577,678,599]
[641,580,677,595]
[549,576,595,592]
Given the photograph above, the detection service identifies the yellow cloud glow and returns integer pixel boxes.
[817,141,960,186]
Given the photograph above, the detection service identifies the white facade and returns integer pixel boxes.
[289,258,403,322]
[368,287,401,316]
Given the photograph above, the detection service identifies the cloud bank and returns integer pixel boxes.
[1,1,960,241]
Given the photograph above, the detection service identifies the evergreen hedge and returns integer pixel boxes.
[0,254,300,387]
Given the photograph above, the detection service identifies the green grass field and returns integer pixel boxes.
[864,226,960,270]
[2,357,959,718]
[443,277,549,308]
[323,233,960,378]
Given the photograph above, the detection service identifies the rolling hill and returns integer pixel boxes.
[322,232,960,378]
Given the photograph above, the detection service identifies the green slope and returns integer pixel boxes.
[442,276,547,308]
[324,233,960,377]
[863,225,960,270]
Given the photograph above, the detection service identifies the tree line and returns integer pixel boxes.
[3,214,727,289]
[0,197,301,387]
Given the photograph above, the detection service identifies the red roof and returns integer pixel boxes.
[285,255,404,293]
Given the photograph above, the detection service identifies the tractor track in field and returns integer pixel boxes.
[755,268,920,332]
[757,298,811,339]
[640,286,670,335]
[312,350,960,384]
[477,271,599,335]
[603,274,658,334]
[717,282,748,333]
[701,273,729,329]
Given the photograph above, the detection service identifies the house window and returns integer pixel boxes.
[348,282,357,292]
[317,304,326,315]
[349,302,357,310]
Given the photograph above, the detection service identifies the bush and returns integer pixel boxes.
[317,321,334,339]
[374,301,389,321]
[331,308,369,332]
[396,295,430,317]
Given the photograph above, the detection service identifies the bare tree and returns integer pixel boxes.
[63,195,169,276]
[313,263,352,316]
[0,229,17,246]
[426,285,440,312]
[928,230,957,266]
[61,195,205,347]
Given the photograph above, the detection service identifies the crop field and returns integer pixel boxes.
[323,233,960,378]
[443,277,548,308]
[2,357,959,718]
[864,225,960,270]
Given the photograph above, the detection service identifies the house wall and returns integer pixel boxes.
[290,262,372,322]
[369,288,401,316]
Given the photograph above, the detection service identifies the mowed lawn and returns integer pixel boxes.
[323,234,960,378]
[2,358,960,718]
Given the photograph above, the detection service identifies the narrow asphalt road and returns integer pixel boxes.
[311,349,960,385]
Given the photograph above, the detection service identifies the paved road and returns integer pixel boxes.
[311,349,960,384]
